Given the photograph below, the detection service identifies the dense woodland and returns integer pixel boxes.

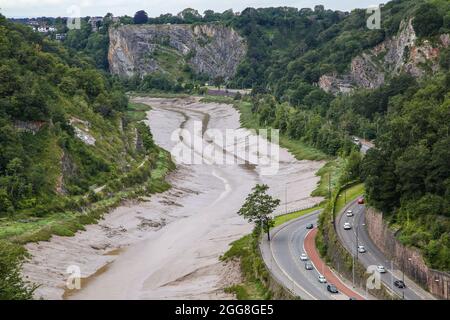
[0,14,165,298]
[0,14,132,214]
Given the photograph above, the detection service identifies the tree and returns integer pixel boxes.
[178,8,202,23]
[213,76,224,90]
[134,10,149,24]
[238,184,280,241]
[413,3,443,37]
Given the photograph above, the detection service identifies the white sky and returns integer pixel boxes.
[1,0,386,18]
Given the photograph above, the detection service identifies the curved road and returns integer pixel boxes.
[261,211,364,300]
[336,199,436,300]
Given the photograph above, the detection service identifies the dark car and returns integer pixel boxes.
[327,284,339,293]
[306,223,314,229]
[394,280,406,289]
[358,198,365,204]
[305,263,313,270]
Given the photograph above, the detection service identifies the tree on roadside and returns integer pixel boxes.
[134,10,149,24]
[238,184,280,241]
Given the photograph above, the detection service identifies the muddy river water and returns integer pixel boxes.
[22,97,324,300]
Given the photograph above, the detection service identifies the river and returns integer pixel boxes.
[22,97,324,300]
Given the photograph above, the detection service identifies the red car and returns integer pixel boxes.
[358,198,365,204]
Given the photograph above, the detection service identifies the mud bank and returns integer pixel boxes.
[22,97,324,300]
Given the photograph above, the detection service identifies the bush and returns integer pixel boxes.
[0,240,35,299]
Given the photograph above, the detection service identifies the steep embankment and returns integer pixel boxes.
[319,19,449,94]
[0,14,173,299]
[108,24,247,80]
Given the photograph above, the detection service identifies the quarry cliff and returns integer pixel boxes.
[319,19,449,94]
[108,24,247,80]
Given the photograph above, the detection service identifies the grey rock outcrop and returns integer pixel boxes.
[108,24,247,80]
[320,19,448,95]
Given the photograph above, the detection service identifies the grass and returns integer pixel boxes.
[278,135,328,161]
[273,206,322,227]
[311,158,346,198]
[0,148,174,245]
[234,100,328,161]
[125,102,152,122]
[200,95,235,104]
[334,183,365,214]
[221,233,272,300]
[151,46,190,81]
[128,92,190,99]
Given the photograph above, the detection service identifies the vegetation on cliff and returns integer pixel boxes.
[362,72,450,270]
[0,14,174,298]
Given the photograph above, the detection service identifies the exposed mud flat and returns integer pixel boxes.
[22,97,324,300]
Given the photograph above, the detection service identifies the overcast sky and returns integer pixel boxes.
[1,0,386,18]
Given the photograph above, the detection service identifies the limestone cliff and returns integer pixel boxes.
[108,24,247,80]
[319,19,449,94]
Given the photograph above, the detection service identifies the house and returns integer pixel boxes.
[34,26,56,33]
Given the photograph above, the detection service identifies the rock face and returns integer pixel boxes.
[319,19,448,95]
[366,208,449,299]
[108,24,247,80]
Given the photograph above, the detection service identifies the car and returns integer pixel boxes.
[343,222,352,230]
[305,263,313,270]
[306,223,314,229]
[346,210,354,217]
[394,280,406,289]
[358,198,365,204]
[318,275,327,283]
[349,297,357,300]
[353,137,360,142]
[376,265,386,273]
[357,245,366,253]
[327,284,339,293]
[300,253,308,261]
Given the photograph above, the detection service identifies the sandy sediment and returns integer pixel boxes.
[22,97,324,300]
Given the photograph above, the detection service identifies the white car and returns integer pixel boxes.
[358,245,366,253]
[343,222,352,230]
[300,253,308,261]
[318,275,327,283]
[346,210,354,217]
[376,265,386,273]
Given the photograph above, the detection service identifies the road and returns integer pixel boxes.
[261,211,364,300]
[353,137,374,154]
[336,199,437,300]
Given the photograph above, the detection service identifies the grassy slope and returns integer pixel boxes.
[221,233,272,300]
[334,183,365,214]
[126,102,152,122]
[0,101,174,245]
[235,100,328,161]
[273,206,322,227]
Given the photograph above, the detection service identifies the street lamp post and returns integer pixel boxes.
[285,184,288,215]
[352,252,355,288]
